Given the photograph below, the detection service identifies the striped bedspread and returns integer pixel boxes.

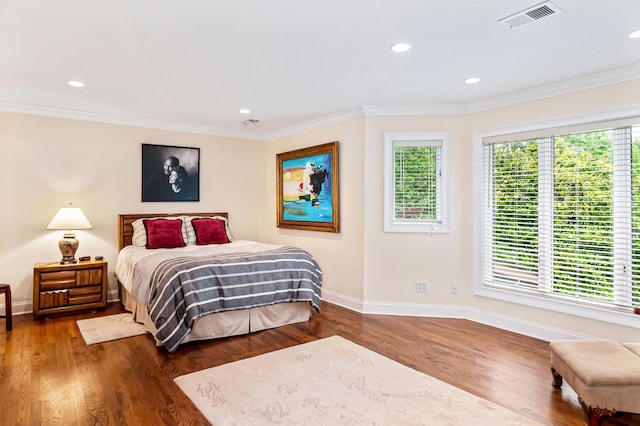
[144,245,322,352]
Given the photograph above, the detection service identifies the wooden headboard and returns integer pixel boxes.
[118,212,229,250]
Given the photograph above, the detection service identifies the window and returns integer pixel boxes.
[481,119,640,314]
[384,132,450,233]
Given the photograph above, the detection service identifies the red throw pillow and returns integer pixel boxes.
[191,218,230,245]
[144,219,186,249]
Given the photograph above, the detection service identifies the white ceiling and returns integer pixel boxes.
[1,0,639,140]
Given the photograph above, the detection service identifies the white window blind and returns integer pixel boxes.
[482,123,640,311]
[393,142,441,221]
[483,138,540,289]
[384,132,450,233]
[631,126,640,307]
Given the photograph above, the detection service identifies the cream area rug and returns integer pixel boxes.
[77,313,148,345]
[174,335,543,425]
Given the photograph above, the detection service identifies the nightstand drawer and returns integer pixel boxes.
[77,269,103,286]
[68,285,102,305]
[39,271,76,290]
[39,290,69,309]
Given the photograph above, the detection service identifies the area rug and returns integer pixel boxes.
[77,313,148,345]
[174,335,543,425]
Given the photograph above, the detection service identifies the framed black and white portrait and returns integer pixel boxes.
[141,143,200,202]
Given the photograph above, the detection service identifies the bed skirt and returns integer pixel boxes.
[119,283,312,347]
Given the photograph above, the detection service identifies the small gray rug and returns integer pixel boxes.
[77,313,148,345]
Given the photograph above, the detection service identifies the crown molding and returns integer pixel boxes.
[464,63,640,113]
[362,104,466,116]
[260,65,640,140]
[0,101,255,140]
[2,64,639,141]
[266,107,366,140]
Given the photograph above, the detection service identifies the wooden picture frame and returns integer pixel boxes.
[141,143,200,202]
[277,141,339,233]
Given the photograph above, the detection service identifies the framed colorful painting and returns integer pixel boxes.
[276,141,339,232]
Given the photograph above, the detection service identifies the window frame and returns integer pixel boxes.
[474,107,640,329]
[384,132,450,233]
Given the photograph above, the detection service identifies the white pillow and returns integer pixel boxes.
[182,215,233,245]
[131,217,188,247]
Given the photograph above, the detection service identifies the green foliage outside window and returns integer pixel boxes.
[632,138,640,307]
[491,140,539,285]
[394,146,438,220]
[552,132,613,301]
[489,128,640,308]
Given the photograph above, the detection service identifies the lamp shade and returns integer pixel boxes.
[46,206,92,230]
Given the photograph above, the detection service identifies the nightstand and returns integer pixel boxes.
[33,260,107,318]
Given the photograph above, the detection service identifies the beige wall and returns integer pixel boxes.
[363,115,471,304]
[467,79,640,132]
[466,79,640,341]
[358,79,640,341]
[2,79,639,341]
[0,112,265,311]
[258,118,366,301]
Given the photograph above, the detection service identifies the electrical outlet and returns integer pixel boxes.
[415,280,428,293]
[451,282,459,294]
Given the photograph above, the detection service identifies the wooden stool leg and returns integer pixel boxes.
[5,287,11,331]
[551,366,563,388]
[579,397,616,426]
[0,286,11,332]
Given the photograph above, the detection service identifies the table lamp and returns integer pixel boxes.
[46,203,92,264]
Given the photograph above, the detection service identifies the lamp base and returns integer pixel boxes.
[58,233,79,264]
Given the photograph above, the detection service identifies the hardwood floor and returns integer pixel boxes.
[0,302,637,425]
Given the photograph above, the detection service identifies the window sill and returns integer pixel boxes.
[384,220,450,233]
[475,283,640,330]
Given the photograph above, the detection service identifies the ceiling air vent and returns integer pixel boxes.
[241,118,261,129]
[498,1,562,29]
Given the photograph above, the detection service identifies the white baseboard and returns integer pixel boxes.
[5,289,122,316]
[6,288,588,341]
[321,288,364,312]
[5,299,32,316]
[321,289,587,342]
[107,289,120,303]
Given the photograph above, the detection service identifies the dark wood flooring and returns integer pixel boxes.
[1,302,638,425]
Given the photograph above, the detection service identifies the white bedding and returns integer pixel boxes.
[120,288,311,346]
[115,240,283,298]
[114,240,316,348]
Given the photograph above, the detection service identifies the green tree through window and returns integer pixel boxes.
[394,146,438,220]
[484,125,640,310]
[384,132,450,233]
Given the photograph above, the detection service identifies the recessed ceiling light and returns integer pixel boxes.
[67,80,85,88]
[464,77,481,85]
[239,108,251,114]
[390,42,411,53]
[629,29,640,39]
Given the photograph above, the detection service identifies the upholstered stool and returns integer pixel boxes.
[0,283,12,331]
[550,339,640,425]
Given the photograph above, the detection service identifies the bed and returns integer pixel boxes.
[115,213,322,352]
